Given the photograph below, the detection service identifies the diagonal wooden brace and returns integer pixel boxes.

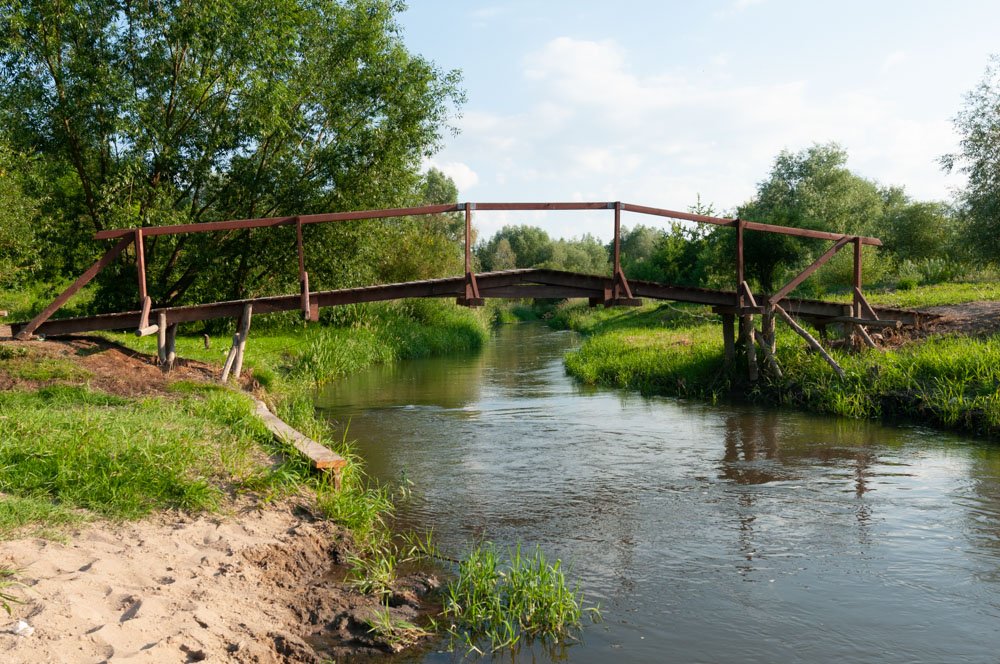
[16,236,134,340]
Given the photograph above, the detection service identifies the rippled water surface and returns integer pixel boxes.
[315,323,1000,663]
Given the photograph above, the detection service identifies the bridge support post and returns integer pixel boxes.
[600,202,641,307]
[165,323,177,371]
[233,303,253,379]
[722,313,735,365]
[761,306,776,354]
[156,311,167,366]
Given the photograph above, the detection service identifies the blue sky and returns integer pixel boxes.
[399,1,1000,240]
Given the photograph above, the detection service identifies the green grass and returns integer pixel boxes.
[0,385,270,523]
[826,281,1000,308]
[553,301,1000,437]
[438,541,598,655]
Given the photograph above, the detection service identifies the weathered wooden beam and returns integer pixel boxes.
[855,324,878,350]
[812,315,900,328]
[165,323,177,371]
[744,314,758,381]
[761,307,776,354]
[15,236,134,339]
[220,332,239,382]
[754,326,783,378]
[775,304,845,377]
[247,393,346,488]
[156,312,167,365]
[138,295,152,332]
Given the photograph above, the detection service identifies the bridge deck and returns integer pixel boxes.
[9,268,934,338]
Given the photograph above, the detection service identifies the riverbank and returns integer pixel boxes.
[0,299,491,662]
[549,294,1000,438]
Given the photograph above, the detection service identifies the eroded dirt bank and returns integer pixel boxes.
[0,501,437,663]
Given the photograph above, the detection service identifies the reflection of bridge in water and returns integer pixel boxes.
[11,201,936,381]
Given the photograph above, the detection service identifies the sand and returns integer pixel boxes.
[0,500,438,663]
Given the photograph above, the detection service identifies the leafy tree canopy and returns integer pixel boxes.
[942,54,1000,262]
[732,143,887,291]
[0,0,465,309]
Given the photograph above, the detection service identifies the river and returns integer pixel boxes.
[315,323,1000,663]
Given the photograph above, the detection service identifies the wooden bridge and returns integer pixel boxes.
[10,201,934,381]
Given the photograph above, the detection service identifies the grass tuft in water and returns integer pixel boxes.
[366,608,432,653]
[439,541,599,654]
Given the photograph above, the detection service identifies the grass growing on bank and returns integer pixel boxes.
[554,300,1000,437]
[0,383,276,534]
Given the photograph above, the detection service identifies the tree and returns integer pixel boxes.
[883,201,957,262]
[0,137,42,289]
[0,0,464,309]
[476,225,551,271]
[730,143,887,291]
[942,54,1000,262]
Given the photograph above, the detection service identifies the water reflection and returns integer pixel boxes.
[315,323,1000,663]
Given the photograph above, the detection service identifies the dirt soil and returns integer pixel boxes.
[919,300,1000,337]
[0,333,440,663]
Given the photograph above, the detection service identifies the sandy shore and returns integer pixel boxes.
[0,500,437,663]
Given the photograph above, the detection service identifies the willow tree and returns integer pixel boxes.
[0,0,464,309]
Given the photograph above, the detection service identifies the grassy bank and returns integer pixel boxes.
[0,298,490,534]
[2,296,592,652]
[552,297,1000,438]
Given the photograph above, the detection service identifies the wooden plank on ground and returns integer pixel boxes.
[247,393,347,479]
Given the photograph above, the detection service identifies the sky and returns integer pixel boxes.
[398,0,1000,241]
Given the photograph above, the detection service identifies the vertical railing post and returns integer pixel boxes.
[735,217,744,304]
[135,229,151,329]
[465,202,472,276]
[457,203,483,307]
[852,236,863,349]
[613,201,622,297]
[296,216,315,322]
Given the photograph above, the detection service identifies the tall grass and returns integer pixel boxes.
[554,301,1000,437]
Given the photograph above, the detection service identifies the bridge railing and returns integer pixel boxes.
[14,201,883,351]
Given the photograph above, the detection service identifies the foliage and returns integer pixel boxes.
[0,137,42,288]
[477,225,552,271]
[728,143,887,291]
[0,568,27,616]
[0,0,465,310]
[942,54,1000,262]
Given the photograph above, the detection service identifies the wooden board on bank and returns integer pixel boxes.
[247,393,347,478]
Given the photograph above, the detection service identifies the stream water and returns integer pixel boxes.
[315,323,1000,663]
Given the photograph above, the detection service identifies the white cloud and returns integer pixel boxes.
[880,50,909,74]
[434,36,962,239]
[714,0,766,19]
[423,159,480,193]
